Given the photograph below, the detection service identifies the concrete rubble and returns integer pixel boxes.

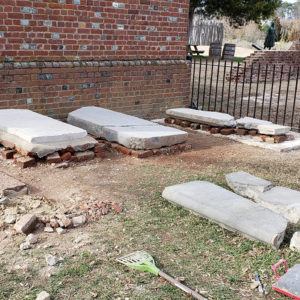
[68,106,188,149]
[162,181,287,248]
[166,108,236,127]
[226,171,300,224]
[36,291,50,300]
[0,171,28,197]
[290,232,300,252]
[0,109,97,158]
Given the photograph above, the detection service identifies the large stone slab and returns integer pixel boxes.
[0,109,97,158]
[0,171,28,197]
[226,171,273,200]
[257,124,291,136]
[162,181,287,248]
[166,108,236,127]
[236,117,272,129]
[256,187,300,224]
[0,109,86,143]
[68,106,188,150]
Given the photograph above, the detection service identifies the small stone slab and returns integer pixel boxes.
[162,181,287,248]
[166,108,236,127]
[14,214,37,234]
[0,171,28,197]
[256,187,300,224]
[226,171,273,200]
[236,117,272,129]
[68,106,187,150]
[257,124,290,136]
[290,232,300,252]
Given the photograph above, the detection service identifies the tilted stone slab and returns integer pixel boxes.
[166,108,236,127]
[236,117,272,129]
[162,181,287,248]
[257,124,291,136]
[0,171,28,197]
[0,109,97,158]
[226,171,273,200]
[68,106,187,150]
[256,187,300,224]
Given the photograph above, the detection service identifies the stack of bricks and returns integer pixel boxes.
[228,50,300,83]
[0,140,107,168]
[0,0,191,120]
[165,117,293,143]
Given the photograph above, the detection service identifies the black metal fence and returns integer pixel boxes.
[190,58,300,132]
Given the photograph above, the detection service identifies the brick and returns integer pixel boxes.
[60,147,75,154]
[46,152,61,164]
[274,135,287,143]
[75,151,95,161]
[201,124,211,131]
[236,128,248,135]
[95,151,105,158]
[164,117,173,124]
[220,128,234,135]
[249,130,258,136]
[180,120,191,127]
[1,149,16,159]
[265,137,275,144]
[115,145,131,155]
[190,123,200,130]
[14,214,37,234]
[175,119,182,126]
[93,144,106,153]
[210,127,220,134]
[60,152,72,161]
[131,150,153,158]
[152,149,162,155]
[15,156,36,168]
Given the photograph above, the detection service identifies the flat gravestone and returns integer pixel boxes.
[257,187,300,224]
[166,108,236,127]
[226,171,273,200]
[162,181,287,248]
[257,124,290,136]
[0,109,97,157]
[236,117,272,130]
[68,106,188,150]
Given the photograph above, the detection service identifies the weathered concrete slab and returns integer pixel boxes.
[162,181,287,248]
[68,106,187,149]
[102,125,187,149]
[0,109,97,158]
[257,124,291,136]
[290,232,300,252]
[256,187,300,224]
[0,109,86,143]
[0,171,28,197]
[166,108,236,127]
[236,117,272,129]
[226,171,273,200]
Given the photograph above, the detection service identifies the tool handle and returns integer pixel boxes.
[271,259,289,280]
[158,270,207,300]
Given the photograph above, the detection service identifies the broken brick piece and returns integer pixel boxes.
[60,152,72,161]
[60,147,75,154]
[164,117,173,124]
[190,123,200,130]
[175,119,182,126]
[249,130,258,136]
[210,127,220,134]
[69,156,79,162]
[46,152,61,164]
[131,150,153,158]
[14,214,37,234]
[220,128,234,135]
[75,151,95,161]
[1,150,16,159]
[180,120,191,127]
[115,145,131,155]
[95,151,106,158]
[152,149,162,155]
[15,156,36,168]
[94,144,106,153]
[201,124,211,131]
[274,135,287,143]
[236,128,248,135]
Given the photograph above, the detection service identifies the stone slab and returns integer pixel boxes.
[257,124,291,136]
[290,231,300,252]
[273,264,300,298]
[68,106,187,150]
[166,108,236,127]
[257,187,300,224]
[162,181,287,248]
[0,171,28,197]
[236,117,272,129]
[226,171,273,200]
[0,109,87,143]
[102,125,187,149]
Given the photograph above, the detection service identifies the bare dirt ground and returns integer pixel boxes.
[1,131,300,299]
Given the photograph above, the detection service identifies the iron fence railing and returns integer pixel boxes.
[190,58,300,132]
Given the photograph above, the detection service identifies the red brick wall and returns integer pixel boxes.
[0,0,191,119]
[0,0,189,62]
[0,59,191,119]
